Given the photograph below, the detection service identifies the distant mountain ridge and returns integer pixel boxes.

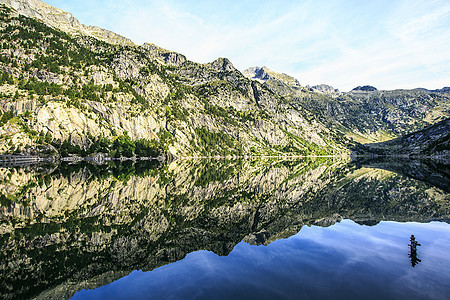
[310,84,341,96]
[356,118,450,157]
[351,85,377,92]
[242,66,304,96]
[431,87,450,93]
[244,66,449,144]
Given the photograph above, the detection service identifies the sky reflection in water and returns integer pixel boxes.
[72,220,450,300]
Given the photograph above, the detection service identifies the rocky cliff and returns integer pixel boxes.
[0,1,347,158]
[355,118,450,157]
[244,66,450,144]
[0,0,134,45]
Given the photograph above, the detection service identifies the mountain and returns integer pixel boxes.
[351,85,377,92]
[244,66,449,144]
[0,0,133,45]
[0,0,348,158]
[0,0,448,158]
[432,87,450,93]
[242,66,305,96]
[310,84,341,96]
[355,118,450,157]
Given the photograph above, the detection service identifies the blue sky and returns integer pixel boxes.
[45,0,450,91]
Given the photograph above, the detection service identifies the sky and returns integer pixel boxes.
[44,0,450,92]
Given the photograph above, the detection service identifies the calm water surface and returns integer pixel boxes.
[0,157,448,299]
[73,220,450,300]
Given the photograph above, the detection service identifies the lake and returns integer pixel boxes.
[0,157,449,299]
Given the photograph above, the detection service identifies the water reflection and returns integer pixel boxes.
[409,235,422,267]
[71,220,450,300]
[0,157,448,299]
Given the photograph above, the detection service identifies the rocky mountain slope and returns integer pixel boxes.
[355,118,450,157]
[0,0,447,157]
[0,157,448,299]
[244,67,450,144]
[0,0,347,158]
[0,0,133,45]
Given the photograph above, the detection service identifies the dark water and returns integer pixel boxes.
[0,157,449,299]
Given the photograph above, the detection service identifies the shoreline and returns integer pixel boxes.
[0,153,448,168]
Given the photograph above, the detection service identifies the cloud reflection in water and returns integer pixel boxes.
[72,220,450,300]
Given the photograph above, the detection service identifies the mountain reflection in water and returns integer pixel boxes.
[0,157,449,299]
[73,220,450,300]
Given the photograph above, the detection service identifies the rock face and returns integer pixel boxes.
[142,43,187,66]
[244,66,449,144]
[351,85,377,92]
[243,66,303,96]
[0,0,134,45]
[311,84,340,96]
[0,157,448,299]
[243,66,270,82]
[207,57,236,72]
[357,118,450,157]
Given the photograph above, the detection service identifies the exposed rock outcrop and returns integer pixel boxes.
[351,85,377,92]
[311,84,341,96]
[243,66,303,96]
[0,0,134,45]
[0,1,344,157]
[357,118,450,157]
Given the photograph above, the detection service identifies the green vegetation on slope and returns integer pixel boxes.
[1,2,448,158]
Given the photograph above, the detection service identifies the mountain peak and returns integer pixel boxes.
[243,66,270,82]
[432,87,450,93]
[207,57,235,72]
[351,85,377,92]
[142,43,186,66]
[243,66,301,87]
[243,66,304,97]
